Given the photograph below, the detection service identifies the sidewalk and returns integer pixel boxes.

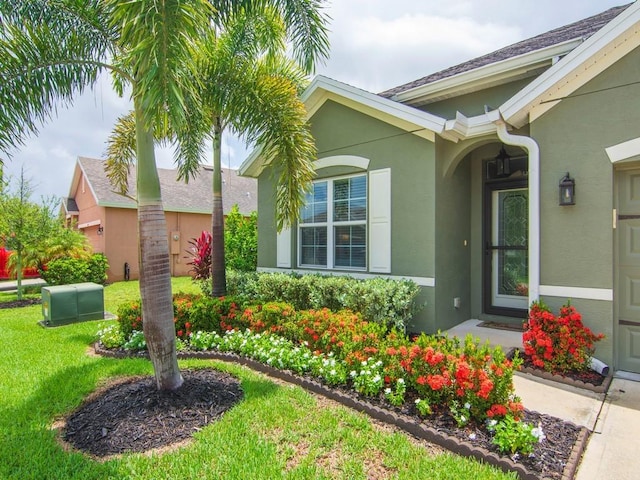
[446,320,640,480]
[0,278,46,292]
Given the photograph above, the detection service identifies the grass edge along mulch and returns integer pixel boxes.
[96,343,590,480]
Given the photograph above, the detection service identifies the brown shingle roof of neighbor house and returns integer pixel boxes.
[77,156,257,215]
[379,4,631,99]
[62,197,79,214]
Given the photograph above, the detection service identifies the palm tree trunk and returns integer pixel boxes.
[211,116,226,297]
[135,100,183,391]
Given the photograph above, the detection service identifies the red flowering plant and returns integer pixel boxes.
[116,301,143,338]
[523,300,604,373]
[379,333,522,421]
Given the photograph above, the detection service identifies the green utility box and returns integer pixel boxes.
[41,282,104,326]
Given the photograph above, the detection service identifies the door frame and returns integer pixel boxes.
[482,177,528,318]
[614,164,640,373]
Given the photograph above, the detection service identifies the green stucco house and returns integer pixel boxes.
[241,3,640,374]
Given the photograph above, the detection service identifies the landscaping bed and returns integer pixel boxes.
[62,369,243,458]
[508,348,612,394]
[0,297,41,309]
[95,343,589,480]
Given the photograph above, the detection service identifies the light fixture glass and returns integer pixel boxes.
[559,173,575,206]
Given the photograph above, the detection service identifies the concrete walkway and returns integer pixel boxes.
[0,278,46,292]
[445,320,640,480]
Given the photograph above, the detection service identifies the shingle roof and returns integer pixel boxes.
[62,197,79,214]
[76,156,257,215]
[379,4,631,99]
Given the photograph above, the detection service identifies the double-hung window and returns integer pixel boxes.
[299,174,367,270]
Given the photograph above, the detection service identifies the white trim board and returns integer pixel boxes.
[539,285,613,301]
[606,137,640,163]
[257,267,435,287]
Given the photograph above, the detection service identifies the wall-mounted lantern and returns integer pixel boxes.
[495,146,511,177]
[559,173,575,206]
[97,225,104,235]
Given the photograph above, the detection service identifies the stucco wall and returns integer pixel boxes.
[422,77,534,119]
[101,207,212,282]
[529,45,640,366]
[257,100,438,332]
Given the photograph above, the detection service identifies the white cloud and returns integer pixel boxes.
[2,0,626,199]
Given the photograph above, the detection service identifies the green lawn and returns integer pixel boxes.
[0,278,516,480]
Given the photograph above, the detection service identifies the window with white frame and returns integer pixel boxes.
[299,174,367,269]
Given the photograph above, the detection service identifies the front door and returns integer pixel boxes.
[616,168,640,373]
[484,180,528,316]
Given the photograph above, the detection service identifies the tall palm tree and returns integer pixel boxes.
[0,0,214,390]
[108,3,330,297]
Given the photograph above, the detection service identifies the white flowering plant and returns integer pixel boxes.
[414,398,432,417]
[384,378,406,407]
[351,358,385,397]
[491,415,544,456]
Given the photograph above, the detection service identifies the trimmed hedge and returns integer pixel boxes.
[205,271,423,331]
[40,253,109,285]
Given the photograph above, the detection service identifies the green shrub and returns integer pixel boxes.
[86,253,109,284]
[223,272,422,331]
[40,258,88,285]
[40,253,109,285]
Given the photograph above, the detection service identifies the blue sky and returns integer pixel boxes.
[2,0,628,199]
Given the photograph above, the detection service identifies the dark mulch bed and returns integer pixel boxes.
[62,369,243,458]
[93,345,588,479]
[0,298,41,309]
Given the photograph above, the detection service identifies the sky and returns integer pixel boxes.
[1,0,629,200]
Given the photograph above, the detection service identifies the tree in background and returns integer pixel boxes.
[224,205,257,272]
[0,169,93,298]
[0,169,39,300]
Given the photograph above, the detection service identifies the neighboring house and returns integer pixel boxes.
[241,3,640,373]
[63,156,256,282]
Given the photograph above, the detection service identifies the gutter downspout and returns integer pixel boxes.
[494,118,540,307]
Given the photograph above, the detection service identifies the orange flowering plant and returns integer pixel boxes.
[110,295,523,424]
[522,300,604,373]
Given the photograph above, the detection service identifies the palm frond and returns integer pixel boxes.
[108,0,212,136]
[0,2,115,153]
[104,112,137,195]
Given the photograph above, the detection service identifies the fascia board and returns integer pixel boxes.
[77,158,102,206]
[501,2,640,127]
[305,76,446,134]
[393,39,583,105]
[440,111,498,142]
[67,160,82,198]
[240,75,446,177]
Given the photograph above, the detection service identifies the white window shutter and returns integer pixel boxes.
[276,227,292,268]
[369,168,391,273]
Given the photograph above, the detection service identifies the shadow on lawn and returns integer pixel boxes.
[0,353,282,479]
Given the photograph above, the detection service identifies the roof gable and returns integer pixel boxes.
[240,76,446,177]
[71,157,257,215]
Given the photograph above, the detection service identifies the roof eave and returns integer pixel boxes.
[239,75,446,178]
[392,38,585,107]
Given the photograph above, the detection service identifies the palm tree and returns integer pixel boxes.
[107,3,330,297]
[0,0,215,390]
